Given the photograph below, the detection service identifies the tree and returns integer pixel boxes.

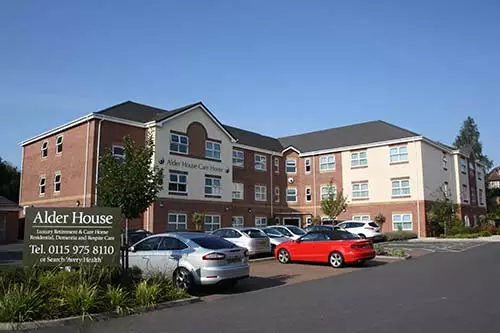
[97,135,163,241]
[426,185,461,236]
[453,116,493,169]
[374,213,386,229]
[0,157,20,203]
[320,180,348,220]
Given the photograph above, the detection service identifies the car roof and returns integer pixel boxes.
[155,232,212,239]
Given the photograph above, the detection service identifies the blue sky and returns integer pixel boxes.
[1,0,499,169]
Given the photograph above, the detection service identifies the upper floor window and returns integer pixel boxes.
[233,150,244,167]
[392,179,410,197]
[232,183,244,200]
[255,154,267,171]
[352,182,369,199]
[479,189,484,205]
[205,176,221,197]
[41,141,48,158]
[305,187,312,202]
[321,185,337,201]
[442,154,448,170]
[305,158,311,173]
[170,133,189,154]
[389,146,408,163]
[274,186,280,203]
[56,135,63,154]
[477,170,483,181]
[462,184,468,202]
[206,141,221,160]
[460,158,467,173]
[274,157,280,174]
[255,185,267,201]
[168,171,188,195]
[39,176,46,196]
[286,159,297,173]
[54,172,61,192]
[286,188,297,202]
[351,151,367,167]
[443,181,450,198]
[319,155,335,172]
[112,146,125,160]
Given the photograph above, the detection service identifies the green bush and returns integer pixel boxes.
[106,285,130,315]
[374,245,407,257]
[382,231,418,242]
[61,281,99,319]
[0,283,45,323]
[135,280,161,308]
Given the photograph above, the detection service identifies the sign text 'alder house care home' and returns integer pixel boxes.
[165,158,230,173]
[23,207,122,267]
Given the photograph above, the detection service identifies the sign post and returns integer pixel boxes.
[23,207,122,267]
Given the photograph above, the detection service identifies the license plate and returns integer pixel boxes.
[227,257,241,264]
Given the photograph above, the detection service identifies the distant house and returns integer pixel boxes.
[0,196,22,244]
[488,167,500,189]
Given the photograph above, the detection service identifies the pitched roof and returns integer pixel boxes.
[0,196,21,211]
[489,167,500,181]
[153,103,200,122]
[278,120,420,152]
[223,125,283,152]
[95,101,169,123]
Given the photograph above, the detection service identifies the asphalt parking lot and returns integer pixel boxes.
[380,240,488,253]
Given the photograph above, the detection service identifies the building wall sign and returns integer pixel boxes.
[165,158,230,173]
[23,207,121,267]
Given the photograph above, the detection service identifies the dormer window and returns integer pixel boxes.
[56,135,63,153]
[41,141,48,158]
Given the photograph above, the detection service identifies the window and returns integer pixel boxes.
[54,172,61,193]
[442,154,448,170]
[286,188,297,202]
[255,154,267,171]
[321,185,336,201]
[0,216,5,241]
[158,237,188,251]
[353,215,370,221]
[56,135,63,154]
[255,217,267,227]
[286,159,296,173]
[134,237,161,251]
[305,158,311,173]
[274,186,280,203]
[169,171,188,194]
[305,187,312,202]
[462,184,468,202]
[460,158,467,173]
[274,157,279,173]
[392,214,412,231]
[205,176,222,197]
[232,216,244,227]
[352,182,369,199]
[255,185,267,201]
[206,141,221,160]
[168,213,187,230]
[41,141,48,158]
[204,215,221,231]
[170,133,189,154]
[351,151,367,167]
[300,233,330,242]
[477,170,483,181]
[392,179,410,197]
[232,183,244,200]
[39,176,46,195]
[233,150,244,167]
[479,189,484,205]
[443,182,450,198]
[112,146,125,159]
[319,155,336,172]
[389,146,408,163]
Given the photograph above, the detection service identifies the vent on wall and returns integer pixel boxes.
[288,177,295,184]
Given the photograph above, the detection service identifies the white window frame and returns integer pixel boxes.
[477,170,483,181]
[274,157,279,174]
[204,215,221,231]
[479,189,484,205]
[321,185,337,201]
[168,171,188,195]
[352,182,369,199]
[0,215,5,241]
[41,141,48,159]
[112,145,125,159]
[39,176,46,196]
[319,155,336,172]
[170,133,189,155]
[255,216,267,228]
[462,184,469,202]
[54,172,61,193]
[255,154,267,171]
[168,213,187,230]
[274,186,280,203]
[304,158,311,173]
[286,187,297,203]
[205,176,222,197]
[389,146,408,163]
[351,151,367,167]
[232,216,244,228]
[232,182,244,200]
[305,187,312,202]
[255,185,267,202]
[392,213,412,231]
[391,178,410,197]
[442,154,448,169]
[232,150,244,167]
[443,182,450,198]
[56,135,63,154]
[205,141,221,160]
[286,159,297,173]
[353,215,370,221]
[460,158,467,173]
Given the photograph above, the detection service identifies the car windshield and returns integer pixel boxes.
[190,236,237,249]
[368,222,379,228]
[263,230,282,238]
[242,229,267,238]
[276,228,292,237]
[287,226,306,235]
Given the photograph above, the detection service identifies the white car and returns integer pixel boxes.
[334,220,382,240]
[260,227,292,252]
[266,225,307,240]
[212,227,272,255]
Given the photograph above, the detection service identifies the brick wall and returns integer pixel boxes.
[0,211,20,244]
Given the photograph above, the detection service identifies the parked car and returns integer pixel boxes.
[334,220,382,241]
[211,227,272,255]
[304,225,342,233]
[260,227,292,252]
[275,230,375,268]
[267,225,307,240]
[122,229,153,247]
[128,232,249,292]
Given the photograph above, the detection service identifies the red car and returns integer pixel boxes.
[275,230,376,268]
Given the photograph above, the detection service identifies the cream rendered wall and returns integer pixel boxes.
[454,154,470,203]
[420,142,457,202]
[152,107,233,202]
[341,140,424,203]
[476,164,487,207]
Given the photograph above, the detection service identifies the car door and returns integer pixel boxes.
[128,236,162,274]
[157,236,190,278]
[293,233,322,261]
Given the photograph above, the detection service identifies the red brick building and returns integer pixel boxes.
[19,101,487,237]
[0,196,22,244]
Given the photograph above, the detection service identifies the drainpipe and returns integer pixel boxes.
[19,146,24,209]
[270,153,274,218]
[94,119,104,205]
[313,155,317,217]
[82,119,90,207]
[414,140,422,237]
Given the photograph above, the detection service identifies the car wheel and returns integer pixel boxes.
[277,249,291,264]
[173,267,194,292]
[358,234,367,239]
[329,251,344,268]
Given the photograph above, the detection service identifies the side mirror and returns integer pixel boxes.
[129,246,136,253]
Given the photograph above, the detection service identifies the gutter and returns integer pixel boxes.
[94,119,104,205]
[82,120,90,207]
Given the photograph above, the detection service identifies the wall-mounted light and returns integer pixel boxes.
[248,208,253,213]
[75,200,80,207]
[159,201,164,208]
[159,158,165,165]
[224,206,230,212]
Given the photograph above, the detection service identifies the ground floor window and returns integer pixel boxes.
[232,216,244,227]
[255,217,267,227]
[392,213,412,231]
[353,215,370,221]
[168,213,187,230]
[204,215,221,231]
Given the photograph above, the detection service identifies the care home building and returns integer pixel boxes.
[19,101,487,237]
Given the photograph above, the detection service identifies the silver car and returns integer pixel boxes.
[128,232,250,292]
[212,227,272,255]
[260,227,292,252]
[267,225,307,240]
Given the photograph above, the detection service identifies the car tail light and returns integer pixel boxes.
[364,225,375,230]
[202,252,226,260]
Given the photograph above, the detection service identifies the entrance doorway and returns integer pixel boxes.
[283,218,301,226]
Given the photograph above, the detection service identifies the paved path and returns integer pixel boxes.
[381,240,488,252]
[34,243,500,333]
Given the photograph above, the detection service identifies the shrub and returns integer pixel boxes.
[60,281,99,319]
[374,245,407,257]
[0,283,44,323]
[382,231,418,242]
[135,280,161,308]
[106,285,130,315]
